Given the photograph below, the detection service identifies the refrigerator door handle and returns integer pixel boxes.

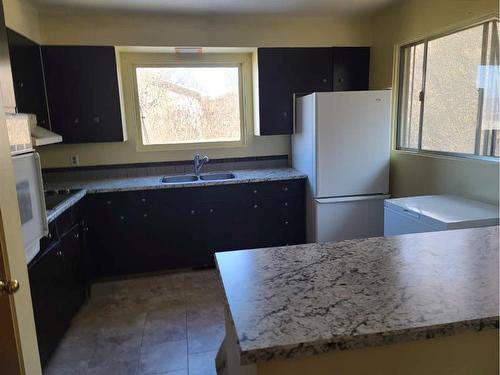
[315,194,391,204]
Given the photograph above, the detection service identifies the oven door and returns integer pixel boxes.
[11,152,48,261]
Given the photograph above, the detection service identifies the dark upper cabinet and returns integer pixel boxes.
[6,28,50,128]
[256,47,370,135]
[41,46,124,143]
[257,48,333,135]
[332,47,370,92]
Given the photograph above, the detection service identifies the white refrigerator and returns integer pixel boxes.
[292,90,391,243]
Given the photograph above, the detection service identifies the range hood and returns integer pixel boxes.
[26,113,62,146]
[6,113,62,152]
[0,1,62,146]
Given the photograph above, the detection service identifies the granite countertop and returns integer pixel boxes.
[215,226,500,364]
[44,168,306,223]
[46,189,87,223]
[43,168,306,194]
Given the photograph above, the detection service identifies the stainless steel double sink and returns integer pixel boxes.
[161,172,235,184]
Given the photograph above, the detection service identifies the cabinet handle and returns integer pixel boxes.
[284,220,289,225]
[93,116,101,123]
[106,200,112,205]
[74,233,79,239]
[74,118,80,124]
[284,202,288,207]
[283,111,288,117]
[190,210,195,215]
[253,204,258,209]
[19,82,24,88]
[322,78,328,83]
[283,186,288,192]
[143,214,148,219]
[47,232,52,239]
[209,208,214,214]
[253,189,258,194]
[141,198,146,203]
[120,216,125,220]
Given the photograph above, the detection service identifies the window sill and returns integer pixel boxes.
[393,148,500,163]
[136,140,248,152]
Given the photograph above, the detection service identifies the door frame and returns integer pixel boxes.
[0,100,42,374]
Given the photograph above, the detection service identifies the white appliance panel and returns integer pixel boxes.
[292,94,316,197]
[314,194,390,243]
[315,91,391,198]
[12,152,48,260]
[384,195,499,236]
[384,206,439,236]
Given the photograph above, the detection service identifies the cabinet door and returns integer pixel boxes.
[6,29,50,128]
[42,46,124,143]
[28,242,68,367]
[87,193,138,277]
[151,188,201,269]
[257,48,333,135]
[61,224,85,318]
[332,47,370,92]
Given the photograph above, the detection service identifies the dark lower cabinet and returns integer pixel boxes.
[28,218,87,368]
[87,179,306,278]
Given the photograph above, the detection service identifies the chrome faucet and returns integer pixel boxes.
[194,154,209,176]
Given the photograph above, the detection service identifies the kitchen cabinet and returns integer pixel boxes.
[87,179,306,278]
[41,46,124,143]
[256,48,333,135]
[28,209,88,368]
[6,29,50,128]
[332,47,370,92]
[256,47,370,135]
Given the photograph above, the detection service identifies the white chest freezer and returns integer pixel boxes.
[384,195,499,236]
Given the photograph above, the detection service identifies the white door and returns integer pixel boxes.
[314,195,390,243]
[315,91,391,198]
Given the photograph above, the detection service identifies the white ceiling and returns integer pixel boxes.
[28,0,399,15]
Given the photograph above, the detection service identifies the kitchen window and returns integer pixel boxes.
[397,19,499,159]
[127,52,252,150]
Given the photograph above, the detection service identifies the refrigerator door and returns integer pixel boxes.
[313,194,390,243]
[315,90,391,198]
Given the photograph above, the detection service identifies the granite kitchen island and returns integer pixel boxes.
[215,226,499,375]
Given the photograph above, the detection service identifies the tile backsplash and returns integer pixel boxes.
[42,155,289,184]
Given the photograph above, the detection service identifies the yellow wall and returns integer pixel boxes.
[22,10,370,168]
[3,0,40,43]
[370,0,499,204]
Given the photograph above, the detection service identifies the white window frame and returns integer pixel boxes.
[120,51,253,152]
[395,17,500,162]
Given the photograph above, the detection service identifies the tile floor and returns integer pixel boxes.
[44,270,225,375]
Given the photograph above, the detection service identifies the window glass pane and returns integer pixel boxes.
[479,21,500,156]
[399,43,424,149]
[136,67,241,145]
[421,25,483,154]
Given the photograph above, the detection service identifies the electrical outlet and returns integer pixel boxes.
[70,154,79,166]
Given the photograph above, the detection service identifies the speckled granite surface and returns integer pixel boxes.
[44,168,306,223]
[44,168,306,194]
[46,189,87,223]
[215,226,500,364]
